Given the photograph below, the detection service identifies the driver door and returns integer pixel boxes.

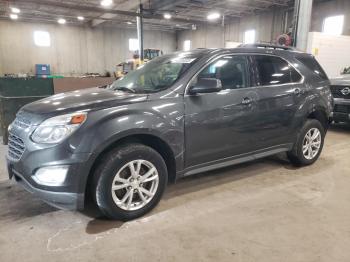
[184,55,261,168]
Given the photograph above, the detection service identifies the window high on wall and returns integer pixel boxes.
[323,15,344,35]
[183,40,191,51]
[33,31,51,47]
[129,38,139,51]
[244,30,256,44]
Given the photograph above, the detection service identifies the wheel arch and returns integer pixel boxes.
[83,133,177,203]
[306,108,329,131]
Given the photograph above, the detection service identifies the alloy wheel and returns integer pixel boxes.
[302,128,322,160]
[111,160,159,211]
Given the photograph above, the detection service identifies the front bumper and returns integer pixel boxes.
[7,150,93,210]
[8,166,83,210]
[6,110,97,210]
[332,98,350,123]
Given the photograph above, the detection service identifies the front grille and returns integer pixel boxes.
[330,85,350,99]
[334,104,350,114]
[7,133,26,161]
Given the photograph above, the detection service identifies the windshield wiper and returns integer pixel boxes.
[113,86,136,93]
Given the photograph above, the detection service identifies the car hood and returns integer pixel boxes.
[330,75,350,85]
[22,87,148,114]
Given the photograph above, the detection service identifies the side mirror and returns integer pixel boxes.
[188,78,222,95]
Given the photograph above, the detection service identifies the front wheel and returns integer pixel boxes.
[287,119,325,166]
[92,143,168,220]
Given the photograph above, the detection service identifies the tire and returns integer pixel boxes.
[287,119,325,166]
[92,143,168,220]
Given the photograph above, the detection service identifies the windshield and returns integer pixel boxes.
[109,53,199,93]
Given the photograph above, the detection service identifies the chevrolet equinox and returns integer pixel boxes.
[7,44,333,220]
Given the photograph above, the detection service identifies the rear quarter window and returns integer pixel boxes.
[295,55,328,80]
[254,55,302,86]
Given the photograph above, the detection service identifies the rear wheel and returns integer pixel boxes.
[287,119,325,166]
[92,143,168,220]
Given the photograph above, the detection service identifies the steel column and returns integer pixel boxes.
[137,4,144,62]
[294,0,313,51]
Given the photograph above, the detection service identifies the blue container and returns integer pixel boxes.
[35,64,51,76]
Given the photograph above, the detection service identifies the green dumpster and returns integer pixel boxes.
[0,78,54,144]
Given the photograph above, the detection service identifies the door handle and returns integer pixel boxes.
[241,97,252,105]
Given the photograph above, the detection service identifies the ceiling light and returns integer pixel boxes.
[11,7,20,14]
[207,12,220,20]
[164,13,172,19]
[58,18,66,24]
[77,16,84,21]
[10,14,18,20]
[100,0,113,7]
[126,21,132,25]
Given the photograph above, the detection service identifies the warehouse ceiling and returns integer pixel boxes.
[0,0,294,31]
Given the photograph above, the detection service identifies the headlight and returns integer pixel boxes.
[31,112,87,144]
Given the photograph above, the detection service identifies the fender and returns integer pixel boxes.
[291,82,331,139]
[72,99,185,194]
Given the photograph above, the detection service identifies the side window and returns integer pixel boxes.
[295,55,328,80]
[196,56,249,89]
[254,55,302,86]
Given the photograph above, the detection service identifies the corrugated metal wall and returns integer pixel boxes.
[0,21,176,76]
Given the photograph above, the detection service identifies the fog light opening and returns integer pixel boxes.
[32,166,69,186]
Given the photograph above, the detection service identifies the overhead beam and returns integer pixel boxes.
[254,0,289,6]
[6,0,205,25]
[4,0,140,17]
[149,0,188,11]
[0,15,179,31]
[91,0,147,28]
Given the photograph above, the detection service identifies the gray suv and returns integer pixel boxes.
[7,45,333,220]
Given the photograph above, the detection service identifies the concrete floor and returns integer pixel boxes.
[0,125,349,262]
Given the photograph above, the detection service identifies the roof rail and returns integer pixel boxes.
[238,43,294,51]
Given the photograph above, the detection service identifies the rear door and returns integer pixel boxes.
[250,54,304,148]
